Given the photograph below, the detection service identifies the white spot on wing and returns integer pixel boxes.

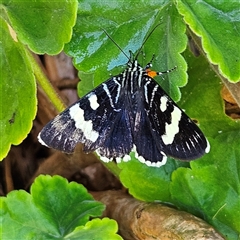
[37,134,49,147]
[96,150,112,162]
[149,85,158,109]
[113,78,121,103]
[102,83,116,109]
[131,145,167,167]
[123,155,131,162]
[88,93,99,110]
[138,155,145,163]
[160,96,168,112]
[162,106,182,145]
[69,104,99,142]
[205,139,210,153]
[144,82,150,104]
[185,141,191,150]
[100,156,111,162]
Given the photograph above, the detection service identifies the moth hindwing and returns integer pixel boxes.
[38,56,210,167]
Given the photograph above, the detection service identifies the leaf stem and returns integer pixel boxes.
[94,153,121,178]
[104,162,121,178]
[26,50,66,113]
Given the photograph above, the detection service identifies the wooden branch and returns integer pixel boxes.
[92,190,224,240]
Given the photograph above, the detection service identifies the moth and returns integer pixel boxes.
[38,29,210,167]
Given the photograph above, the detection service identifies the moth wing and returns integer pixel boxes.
[143,77,209,160]
[133,107,168,167]
[38,76,133,156]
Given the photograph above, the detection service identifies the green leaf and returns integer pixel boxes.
[66,218,123,240]
[179,50,240,138]
[1,0,78,54]
[1,190,59,239]
[118,154,188,202]
[176,0,240,82]
[65,0,188,101]
[31,175,105,231]
[1,175,107,239]
[171,133,240,240]
[0,18,36,160]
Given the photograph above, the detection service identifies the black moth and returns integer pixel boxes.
[38,35,210,168]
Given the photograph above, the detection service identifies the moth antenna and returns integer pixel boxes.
[135,23,162,60]
[101,28,131,62]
